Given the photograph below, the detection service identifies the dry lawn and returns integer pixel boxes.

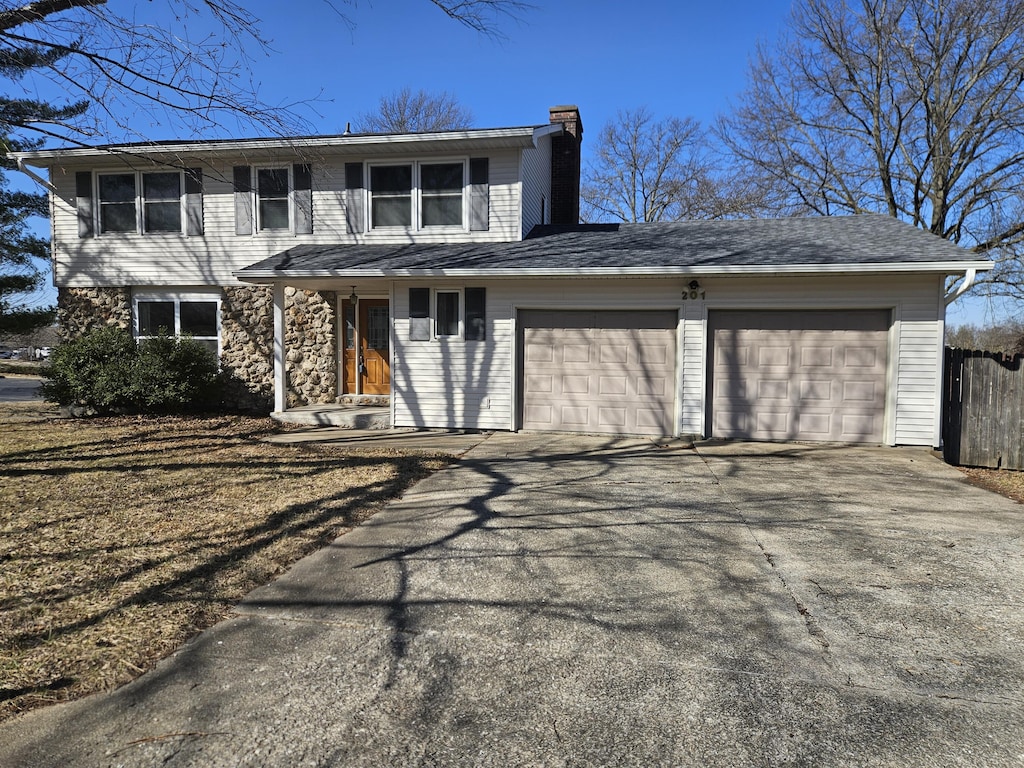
[1,400,1020,725]
[961,465,1024,504]
[0,403,448,722]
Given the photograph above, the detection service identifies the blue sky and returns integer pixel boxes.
[11,0,1012,326]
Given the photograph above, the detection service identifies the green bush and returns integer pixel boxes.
[41,327,223,414]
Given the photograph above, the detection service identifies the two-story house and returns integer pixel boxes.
[10,105,990,446]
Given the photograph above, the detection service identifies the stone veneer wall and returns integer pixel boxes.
[54,284,338,413]
[57,287,131,340]
[284,288,338,408]
[220,286,274,412]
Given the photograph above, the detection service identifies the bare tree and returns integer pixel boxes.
[0,0,526,330]
[581,107,724,223]
[356,88,474,134]
[0,0,526,145]
[717,0,1024,303]
[947,320,1024,354]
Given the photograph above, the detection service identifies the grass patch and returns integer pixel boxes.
[0,405,449,721]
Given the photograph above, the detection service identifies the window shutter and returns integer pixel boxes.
[184,168,204,236]
[409,287,430,341]
[293,163,313,235]
[233,165,252,236]
[75,171,94,238]
[345,163,364,234]
[468,158,489,231]
[465,287,486,341]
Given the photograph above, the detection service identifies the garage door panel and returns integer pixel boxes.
[710,310,889,443]
[598,407,627,428]
[801,347,833,367]
[524,374,553,394]
[520,310,677,436]
[637,376,670,397]
[758,346,792,367]
[561,375,591,395]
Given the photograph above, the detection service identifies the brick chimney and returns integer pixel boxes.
[549,105,583,225]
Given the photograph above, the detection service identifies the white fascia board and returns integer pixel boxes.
[235,260,995,283]
[7,125,550,166]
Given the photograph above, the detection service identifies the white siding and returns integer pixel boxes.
[520,136,552,236]
[393,282,513,430]
[392,278,683,431]
[48,150,524,287]
[680,300,705,436]
[389,274,946,446]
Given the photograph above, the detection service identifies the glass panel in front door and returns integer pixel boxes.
[366,306,389,351]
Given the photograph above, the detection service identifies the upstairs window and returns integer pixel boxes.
[96,170,199,235]
[142,173,182,232]
[421,163,463,227]
[368,161,466,230]
[370,165,413,227]
[98,174,137,233]
[257,168,290,231]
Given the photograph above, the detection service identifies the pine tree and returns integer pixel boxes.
[0,39,88,334]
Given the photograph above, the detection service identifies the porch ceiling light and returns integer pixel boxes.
[349,286,358,303]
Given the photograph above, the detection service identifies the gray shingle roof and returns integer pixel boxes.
[237,215,988,277]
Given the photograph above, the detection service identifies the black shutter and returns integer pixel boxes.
[345,163,364,234]
[233,165,252,235]
[409,287,430,341]
[468,158,489,231]
[465,287,486,341]
[293,163,313,235]
[75,171,94,238]
[184,168,204,236]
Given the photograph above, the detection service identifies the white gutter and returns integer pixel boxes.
[15,157,56,192]
[235,260,995,283]
[944,267,977,306]
[6,125,552,163]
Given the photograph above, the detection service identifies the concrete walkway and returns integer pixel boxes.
[2,434,1023,766]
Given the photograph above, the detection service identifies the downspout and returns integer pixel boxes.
[16,158,57,192]
[944,268,977,306]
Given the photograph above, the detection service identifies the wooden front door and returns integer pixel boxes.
[342,299,391,395]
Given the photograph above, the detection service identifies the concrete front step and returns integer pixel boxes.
[337,395,391,407]
[271,404,391,429]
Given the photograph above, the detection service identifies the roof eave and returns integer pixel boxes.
[234,260,994,283]
[8,124,557,166]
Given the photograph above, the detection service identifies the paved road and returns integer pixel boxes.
[1,434,1022,766]
[0,375,42,402]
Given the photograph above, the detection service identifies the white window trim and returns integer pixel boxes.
[366,158,469,233]
[132,289,222,355]
[253,165,294,234]
[434,287,464,340]
[96,170,187,236]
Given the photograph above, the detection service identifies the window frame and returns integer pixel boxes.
[366,158,468,232]
[254,165,293,233]
[96,170,188,235]
[434,288,463,339]
[133,290,222,356]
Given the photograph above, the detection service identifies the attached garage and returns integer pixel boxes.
[519,309,677,436]
[708,310,890,443]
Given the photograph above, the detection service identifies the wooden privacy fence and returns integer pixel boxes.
[943,348,1024,470]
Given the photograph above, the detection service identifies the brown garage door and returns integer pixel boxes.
[519,310,677,436]
[709,310,889,442]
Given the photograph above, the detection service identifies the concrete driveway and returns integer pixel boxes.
[1,434,1022,767]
